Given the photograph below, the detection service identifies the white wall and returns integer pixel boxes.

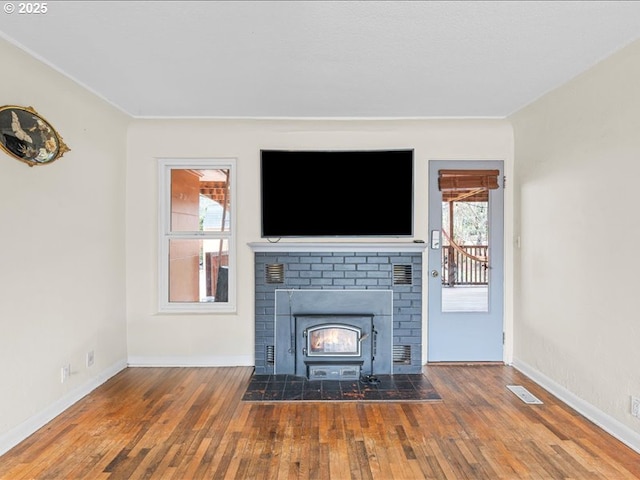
[511,39,640,437]
[125,119,514,366]
[0,39,129,452]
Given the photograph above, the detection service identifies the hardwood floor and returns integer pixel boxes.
[1,365,639,479]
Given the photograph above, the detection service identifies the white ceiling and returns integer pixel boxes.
[1,1,640,118]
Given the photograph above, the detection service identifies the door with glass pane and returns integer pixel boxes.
[427,161,504,361]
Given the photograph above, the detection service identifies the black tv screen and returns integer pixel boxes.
[260,149,414,237]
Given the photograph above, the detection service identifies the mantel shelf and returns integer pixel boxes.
[247,241,428,253]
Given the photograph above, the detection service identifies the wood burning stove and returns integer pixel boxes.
[272,289,395,377]
[295,315,375,380]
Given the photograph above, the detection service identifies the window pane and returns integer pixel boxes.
[170,168,230,232]
[169,238,230,303]
[441,200,489,312]
[203,238,229,302]
[160,159,235,312]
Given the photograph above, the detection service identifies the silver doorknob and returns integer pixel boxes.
[431,270,439,277]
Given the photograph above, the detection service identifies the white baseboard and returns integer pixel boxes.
[127,355,254,367]
[512,359,640,454]
[0,359,127,456]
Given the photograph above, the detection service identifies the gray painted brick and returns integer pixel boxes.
[344,256,365,264]
[334,264,357,271]
[254,249,423,374]
[367,256,390,264]
[392,300,412,309]
[299,256,323,264]
[299,270,322,278]
[278,256,300,263]
[366,271,390,279]
[356,264,380,271]
[399,292,422,301]
[288,263,311,271]
[333,279,356,286]
[394,329,413,337]
[322,256,345,264]
[322,271,345,279]
[344,271,369,279]
[310,263,333,271]
[390,256,411,263]
[355,279,380,287]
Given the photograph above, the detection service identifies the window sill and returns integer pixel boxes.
[157,303,237,315]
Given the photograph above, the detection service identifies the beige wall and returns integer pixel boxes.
[511,39,640,433]
[125,119,514,365]
[0,38,129,449]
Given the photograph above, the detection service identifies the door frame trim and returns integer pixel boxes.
[424,159,512,364]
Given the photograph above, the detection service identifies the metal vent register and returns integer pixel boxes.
[265,345,275,365]
[265,263,284,284]
[393,264,413,285]
[393,345,412,364]
[507,385,543,405]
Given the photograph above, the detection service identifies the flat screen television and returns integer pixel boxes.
[260,149,414,238]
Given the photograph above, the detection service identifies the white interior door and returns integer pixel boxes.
[427,160,504,361]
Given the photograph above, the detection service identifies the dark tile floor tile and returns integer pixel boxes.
[322,381,341,391]
[244,380,269,392]
[281,389,304,401]
[262,390,283,401]
[241,390,265,401]
[362,390,383,400]
[375,379,398,390]
[380,390,413,400]
[340,380,360,391]
[302,390,322,401]
[321,389,344,401]
[242,373,442,403]
[340,391,365,401]
[394,381,416,391]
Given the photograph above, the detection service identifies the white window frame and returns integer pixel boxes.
[158,158,236,313]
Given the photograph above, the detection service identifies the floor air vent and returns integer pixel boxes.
[265,264,284,284]
[393,264,413,285]
[507,385,543,404]
[393,345,411,364]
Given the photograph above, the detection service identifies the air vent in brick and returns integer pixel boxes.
[265,264,284,284]
[393,345,412,364]
[393,264,413,285]
[266,345,275,365]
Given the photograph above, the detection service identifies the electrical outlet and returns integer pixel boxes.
[632,396,640,418]
[61,364,71,383]
[86,350,94,367]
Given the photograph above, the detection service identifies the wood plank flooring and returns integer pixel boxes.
[1,365,639,479]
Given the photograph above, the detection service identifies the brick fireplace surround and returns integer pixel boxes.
[249,242,427,377]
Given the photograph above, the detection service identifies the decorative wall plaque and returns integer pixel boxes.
[0,105,70,166]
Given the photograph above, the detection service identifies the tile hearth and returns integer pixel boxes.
[241,374,441,402]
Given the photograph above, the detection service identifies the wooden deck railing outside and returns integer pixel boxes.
[442,245,489,285]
